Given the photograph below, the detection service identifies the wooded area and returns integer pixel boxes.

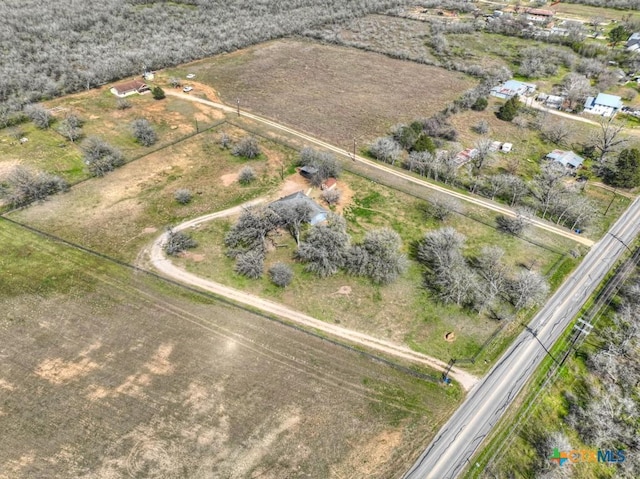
[0,0,407,110]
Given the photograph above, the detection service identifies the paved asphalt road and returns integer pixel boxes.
[402,196,640,479]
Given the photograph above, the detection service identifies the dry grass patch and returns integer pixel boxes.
[183,38,476,146]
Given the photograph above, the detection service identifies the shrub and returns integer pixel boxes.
[235,250,264,279]
[174,188,192,204]
[152,86,165,100]
[24,104,52,129]
[412,134,436,153]
[238,166,256,185]
[164,230,198,256]
[269,262,293,287]
[497,97,520,122]
[82,137,124,177]
[232,136,260,159]
[369,137,402,165]
[472,120,489,135]
[131,118,157,147]
[219,132,231,149]
[116,98,132,110]
[321,188,341,206]
[471,97,488,111]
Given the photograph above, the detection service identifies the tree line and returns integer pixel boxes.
[0,0,413,112]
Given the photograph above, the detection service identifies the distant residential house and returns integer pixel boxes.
[627,32,640,50]
[490,80,537,100]
[110,80,149,97]
[537,93,565,109]
[583,93,623,117]
[270,191,327,225]
[454,148,478,168]
[545,150,584,170]
[523,8,555,23]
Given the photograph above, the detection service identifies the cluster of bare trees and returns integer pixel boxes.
[561,0,639,9]
[225,204,407,284]
[417,227,549,312]
[0,166,68,208]
[563,276,640,477]
[0,0,409,110]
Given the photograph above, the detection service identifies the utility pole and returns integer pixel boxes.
[195,118,199,133]
[353,138,356,161]
[236,98,240,117]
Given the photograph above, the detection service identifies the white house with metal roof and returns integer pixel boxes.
[583,93,623,117]
[490,80,537,100]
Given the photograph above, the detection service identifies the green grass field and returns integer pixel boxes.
[0,218,463,479]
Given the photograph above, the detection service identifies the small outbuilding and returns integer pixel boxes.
[299,165,319,179]
[110,80,150,97]
[546,150,584,170]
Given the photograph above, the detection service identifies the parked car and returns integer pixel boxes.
[186,73,195,79]
[183,86,193,93]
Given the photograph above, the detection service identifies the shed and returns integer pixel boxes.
[270,191,328,225]
[299,165,318,179]
[546,150,584,169]
[501,143,513,153]
[321,178,337,190]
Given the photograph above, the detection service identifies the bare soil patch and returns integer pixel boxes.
[194,38,475,146]
[1,222,459,479]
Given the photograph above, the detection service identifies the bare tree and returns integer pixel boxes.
[541,121,573,147]
[349,228,408,285]
[232,136,260,159]
[131,118,157,147]
[472,120,489,135]
[591,117,628,163]
[269,262,293,287]
[562,73,593,109]
[225,206,279,257]
[235,250,264,279]
[270,198,313,245]
[321,188,341,206]
[297,213,349,277]
[508,269,549,309]
[24,104,52,129]
[369,136,402,166]
[417,227,466,270]
[471,138,493,174]
[532,162,567,219]
[475,246,508,308]
[82,137,124,177]
[57,113,83,143]
[496,207,532,236]
[164,230,197,256]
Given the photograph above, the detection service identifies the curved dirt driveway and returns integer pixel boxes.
[147,200,479,391]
